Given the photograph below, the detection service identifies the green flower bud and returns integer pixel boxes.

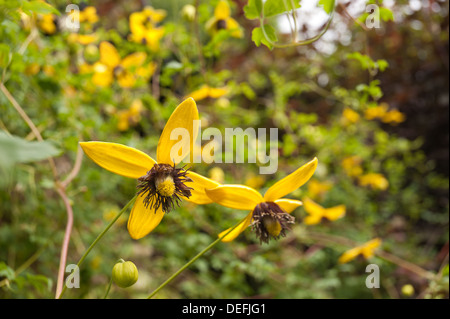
[112,259,138,288]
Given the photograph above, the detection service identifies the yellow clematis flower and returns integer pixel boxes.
[79,6,99,24]
[37,13,57,35]
[80,98,220,240]
[302,198,345,225]
[185,85,229,102]
[205,158,318,244]
[129,7,166,51]
[117,99,144,131]
[358,173,389,190]
[341,108,360,125]
[381,109,406,125]
[206,0,243,38]
[338,238,382,264]
[341,156,364,178]
[92,41,148,88]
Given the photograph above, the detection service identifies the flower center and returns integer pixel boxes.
[156,176,176,197]
[251,202,295,244]
[216,19,227,30]
[136,163,193,214]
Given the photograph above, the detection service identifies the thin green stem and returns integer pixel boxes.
[57,195,137,299]
[147,217,246,299]
[103,278,113,299]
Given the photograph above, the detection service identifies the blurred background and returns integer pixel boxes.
[0,0,448,298]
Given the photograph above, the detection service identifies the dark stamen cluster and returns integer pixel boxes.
[251,202,295,244]
[136,163,193,214]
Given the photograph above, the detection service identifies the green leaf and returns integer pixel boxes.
[22,1,60,16]
[263,0,301,18]
[0,43,10,68]
[244,0,262,20]
[0,262,15,281]
[319,0,335,14]
[0,131,61,169]
[252,25,278,50]
[380,7,394,22]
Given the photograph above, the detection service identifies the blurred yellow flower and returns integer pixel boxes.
[382,109,406,125]
[245,174,266,190]
[185,85,228,101]
[206,0,243,38]
[338,238,382,264]
[358,173,389,190]
[307,179,332,200]
[92,41,148,88]
[68,33,98,45]
[117,99,144,131]
[342,108,360,125]
[365,103,389,120]
[303,198,345,225]
[80,98,220,239]
[205,158,318,243]
[79,6,99,24]
[365,103,405,125]
[209,167,225,184]
[341,156,363,177]
[37,13,57,34]
[129,7,166,51]
[25,63,40,75]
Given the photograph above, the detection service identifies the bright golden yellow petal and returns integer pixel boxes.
[127,195,165,239]
[338,247,363,264]
[264,158,318,202]
[215,0,231,19]
[121,52,147,69]
[157,98,199,165]
[79,141,156,179]
[208,87,228,98]
[323,205,346,221]
[218,211,253,242]
[274,199,303,214]
[99,41,121,68]
[205,185,263,211]
[183,171,221,205]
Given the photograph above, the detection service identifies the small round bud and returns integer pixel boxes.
[112,259,138,288]
[401,284,415,297]
[181,4,196,21]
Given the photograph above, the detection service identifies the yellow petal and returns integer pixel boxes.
[215,0,231,19]
[184,171,221,205]
[303,215,323,225]
[218,211,253,242]
[361,238,382,258]
[323,205,346,221]
[79,141,156,179]
[117,71,136,88]
[338,247,363,264]
[303,197,325,217]
[225,17,243,38]
[274,199,303,214]
[99,41,121,68]
[121,52,147,69]
[157,98,199,165]
[92,65,113,87]
[127,195,165,239]
[264,158,318,202]
[205,185,263,211]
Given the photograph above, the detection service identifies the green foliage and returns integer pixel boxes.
[0,0,448,300]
